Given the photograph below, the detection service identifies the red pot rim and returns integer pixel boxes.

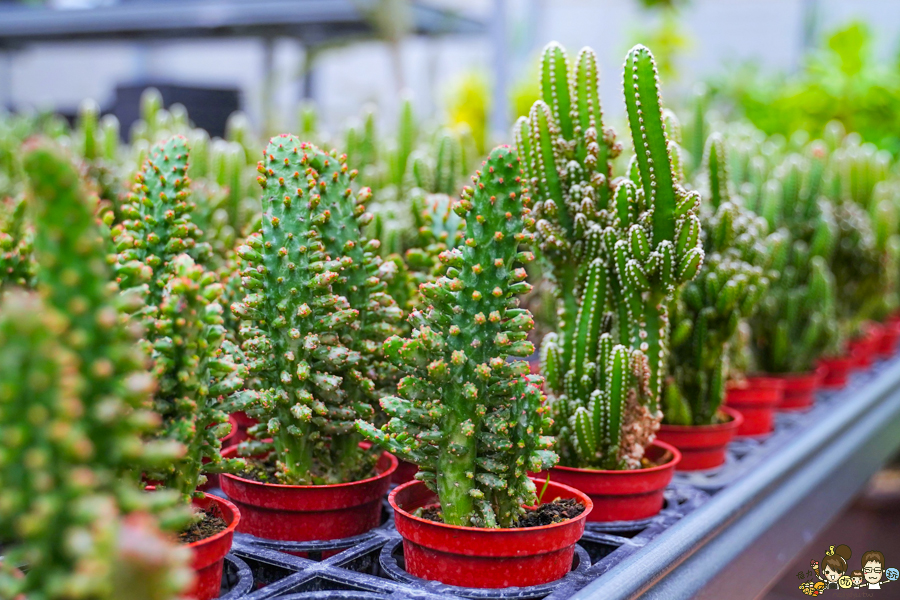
[550,440,682,477]
[388,477,593,534]
[727,375,786,390]
[818,354,855,367]
[659,406,744,433]
[220,445,399,490]
[187,493,241,550]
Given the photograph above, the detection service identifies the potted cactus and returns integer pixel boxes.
[824,131,900,367]
[516,44,699,521]
[357,145,591,589]
[220,136,401,544]
[0,140,194,600]
[745,142,839,410]
[114,136,244,599]
[657,134,776,466]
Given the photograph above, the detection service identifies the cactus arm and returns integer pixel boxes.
[624,45,676,245]
[541,43,573,140]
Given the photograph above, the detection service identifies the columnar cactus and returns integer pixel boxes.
[0,141,191,599]
[825,132,900,329]
[231,136,398,485]
[357,146,556,527]
[115,136,244,501]
[517,44,703,468]
[663,134,774,426]
[748,144,840,373]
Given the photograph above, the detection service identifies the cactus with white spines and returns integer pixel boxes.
[231,135,399,485]
[0,141,192,600]
[747,143,840,373]
[663,134,775,426]
[518,44,703,468]
[357,146,556,527]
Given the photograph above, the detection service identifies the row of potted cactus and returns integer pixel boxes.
[2,40,900,599]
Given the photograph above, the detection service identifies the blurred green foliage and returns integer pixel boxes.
[711,21,900,155]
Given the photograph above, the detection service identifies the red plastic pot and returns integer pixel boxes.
[724,376,784,437]
[390,478,591,588]
[219,447,397,541]
[775,369,823,411]
[537,441,679,522]
[655,407,743,471]
[817,354,855,390]
[848,323,883,370]
[877,321,900,358]
[187,493,240,600]
[391,459,419,485]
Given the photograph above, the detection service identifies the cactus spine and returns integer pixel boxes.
[357,146,556,527]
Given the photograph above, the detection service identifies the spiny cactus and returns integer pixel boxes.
[0,195,34,290]
[825,131,900,328]
[518,44,703,468]
[747,142,840,373]
[231,135,396,485]
[0,141,191,599]
[114,136,210,304]
[663,134,774,426]
[115,136,245,502]
[357,146,555,528]
[143,255,246,501]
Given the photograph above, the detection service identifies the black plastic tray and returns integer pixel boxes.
[211,348,899,599]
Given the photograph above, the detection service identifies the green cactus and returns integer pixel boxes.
[231,135,399,485]
[0,195,35,290]
[357,145,556,528]
[113,136,211,306]
[0,140,192,599]
[663,134,774,426]
[143,255,246,501]
[114,136,245,502]
[747,142,840,373]
[518,44,703,468]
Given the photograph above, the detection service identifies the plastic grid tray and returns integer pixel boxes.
[213,484,706,600]
[213,350,900,599]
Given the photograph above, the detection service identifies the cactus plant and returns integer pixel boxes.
[230,135,400,485]
[356,145,556,527]
[747,143,840,373]
[517,43,703,468]
[0,195,34,291]
[0,140,192,599]
[114,136,245,502]
[663,134,774,426]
